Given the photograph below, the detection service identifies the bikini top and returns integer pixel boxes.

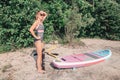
[35,24,44,33]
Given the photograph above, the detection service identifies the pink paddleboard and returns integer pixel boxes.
[52,49,112,69]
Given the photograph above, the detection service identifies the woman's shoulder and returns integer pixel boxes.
[34,20,44,27]
[35,20,43,24]
[33,20,40,26]
[34,20,39,24]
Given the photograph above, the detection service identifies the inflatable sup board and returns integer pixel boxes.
[52,49,112,69]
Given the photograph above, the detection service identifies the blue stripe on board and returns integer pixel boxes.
[93,50,109,57]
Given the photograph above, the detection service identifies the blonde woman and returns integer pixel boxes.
[29,11,47,73]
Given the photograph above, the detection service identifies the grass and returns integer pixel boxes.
[0,45,11,54]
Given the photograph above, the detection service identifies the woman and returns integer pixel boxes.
[29,11,47,73]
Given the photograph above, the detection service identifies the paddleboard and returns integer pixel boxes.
[52,49,112,69]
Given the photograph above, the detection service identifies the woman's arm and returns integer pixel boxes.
[40,11,48,21]
[43,11,47,21]
[29,20,40,39]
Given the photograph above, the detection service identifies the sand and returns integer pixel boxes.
[0,39,120,80]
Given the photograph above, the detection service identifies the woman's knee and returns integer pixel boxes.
[38,54,42,58]
[37,48,42,53]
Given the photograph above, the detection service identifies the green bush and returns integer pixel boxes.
[85,0,120,40]
[44,0,69,40]
[0,0,120,53]
[0,0,42,50]
[65,0,95,43]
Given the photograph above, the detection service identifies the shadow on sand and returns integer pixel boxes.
[30,50,45,70]
[30,49,59,70]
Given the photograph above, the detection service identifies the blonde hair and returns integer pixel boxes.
[35,11,40,20]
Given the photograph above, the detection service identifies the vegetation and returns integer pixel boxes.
[0,0,120,52]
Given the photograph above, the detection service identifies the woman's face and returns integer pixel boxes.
[38,11,45,21]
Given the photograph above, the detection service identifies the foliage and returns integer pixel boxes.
[0,0,42,50]
[85,0,120,40]
[44,0,69,40]
[0,0,120,52]
[65,0,95,43]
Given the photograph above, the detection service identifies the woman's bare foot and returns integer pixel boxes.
[38,69,46,74]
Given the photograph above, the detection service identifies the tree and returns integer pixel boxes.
[65,0,95,44]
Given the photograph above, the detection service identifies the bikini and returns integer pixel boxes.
[34,24,44,42]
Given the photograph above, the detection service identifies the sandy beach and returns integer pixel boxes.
[0,39,120,80]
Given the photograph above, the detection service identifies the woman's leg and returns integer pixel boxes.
[41,42,44,50]
[34,40,45,73]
